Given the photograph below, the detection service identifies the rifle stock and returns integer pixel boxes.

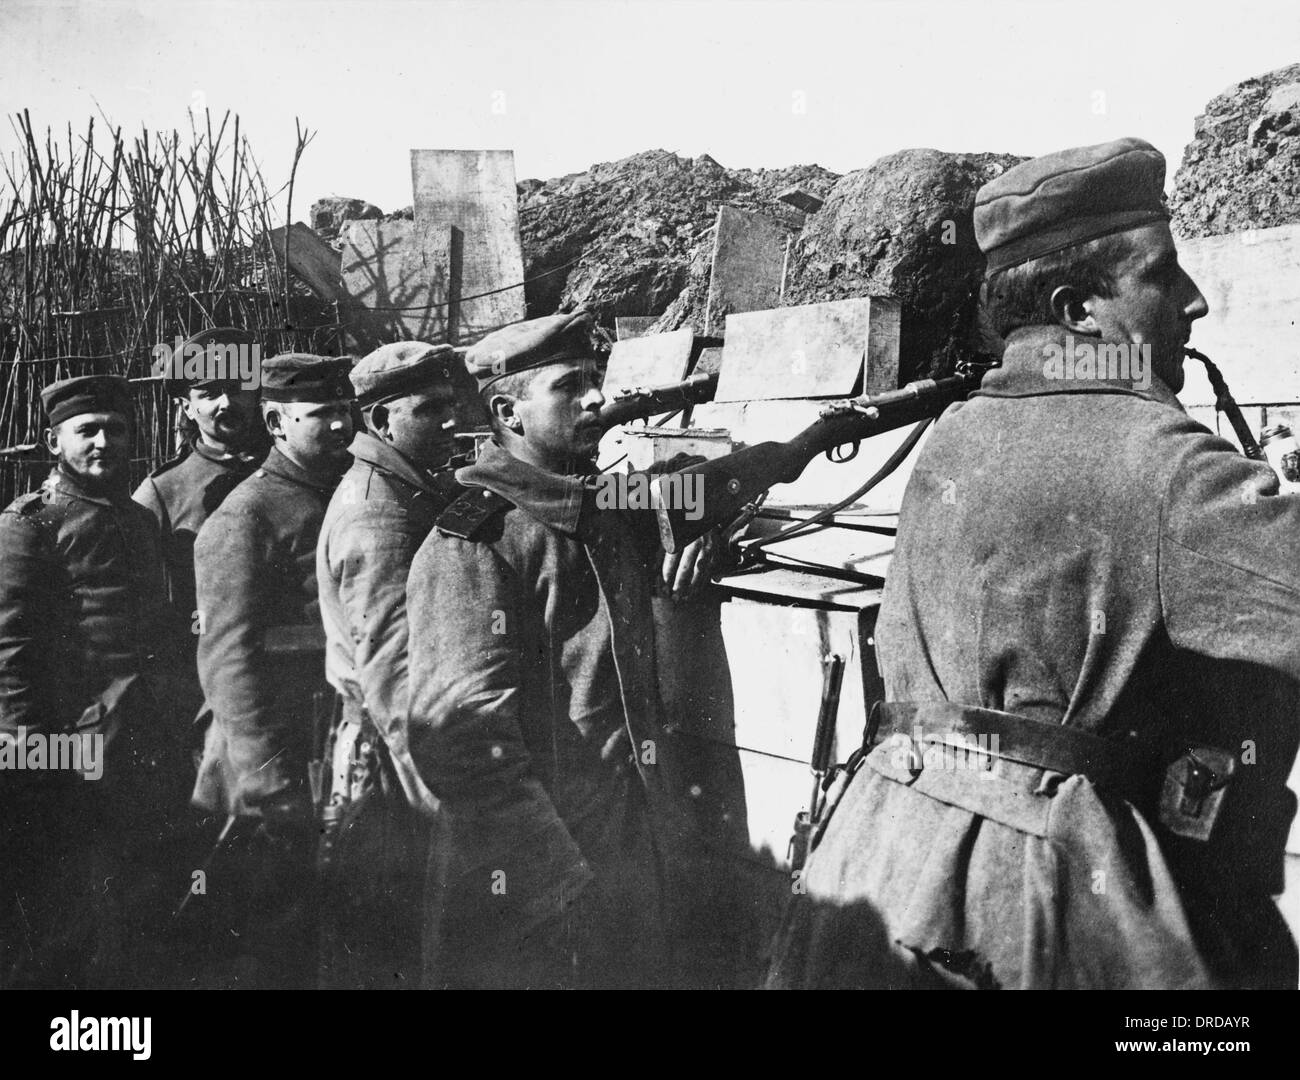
[653,368,986,552]
[598,371,719,429]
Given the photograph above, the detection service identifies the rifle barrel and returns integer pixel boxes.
[598,371,719,429]
[654,369,983,552]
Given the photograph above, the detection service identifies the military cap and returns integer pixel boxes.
[466,310,596,392]
[350,341,460,407]
[41,374,134,427]
[260,353,355,403]
[158,326,259,396]
[975,137,1170,277]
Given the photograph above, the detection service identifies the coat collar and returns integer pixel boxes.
[46,464,131,508]
[258,445,347,493]
[976,325,1184,412]
[455,441,592,537]
[190,437,263,470]
[347,431,452,496]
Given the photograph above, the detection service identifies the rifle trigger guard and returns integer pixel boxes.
[827,440,859,464]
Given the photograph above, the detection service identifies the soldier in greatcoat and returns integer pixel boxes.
[768,138,1300,990]
[134,327,268,733]
[189,353,353,989]
[407,312,717,989]
[315,341,475,988]
[0,375,175,987]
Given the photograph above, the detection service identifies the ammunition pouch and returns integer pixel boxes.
[862,701,1237,843]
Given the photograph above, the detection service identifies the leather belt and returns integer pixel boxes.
[867,700,1161,803]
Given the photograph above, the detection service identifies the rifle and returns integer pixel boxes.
[654,360,994,552]
[598,371,719,430]
[788,653,845,874]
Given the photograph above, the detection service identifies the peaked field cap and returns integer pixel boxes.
[351,341,460,406]
[41,374,134,426]
[260,353,355,403]
[163,326,259,394]
[975,137,1170,276]
[466,310,596,392]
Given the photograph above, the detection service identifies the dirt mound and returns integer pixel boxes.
[320,148,1018,381]
[783,148,1025,380]
[518,149,838,327]
[1171,62,1300,239]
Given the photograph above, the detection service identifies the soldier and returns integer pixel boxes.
[407,311,717,990]
[189,353,354,989]
[133,326,268,738]
[0,375,176,988]
[767,138,1300,990]
[315,341,475,989]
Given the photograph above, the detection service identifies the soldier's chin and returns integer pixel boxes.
[70,460,125,488]
[213,415,249,438]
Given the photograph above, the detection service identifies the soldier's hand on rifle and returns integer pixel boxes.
[661,528,719,601]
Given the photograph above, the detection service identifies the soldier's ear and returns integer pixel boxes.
[1049,285,1100,336]
[368,403,390,437]
[43,425,59,455]
[490,393,522,432]
[262,404,286,440]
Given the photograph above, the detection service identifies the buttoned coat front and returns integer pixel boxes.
[769,326,1300,990]
[407,443,697,988]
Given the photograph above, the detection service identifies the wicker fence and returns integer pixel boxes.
[0,109,338,506]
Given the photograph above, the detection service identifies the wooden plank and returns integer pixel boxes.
[1177,224,1300,406]
[715,297,900,402]
[410,149,526,344]
[268,222,344,302]
[603,327,694,396]
[704,206,789,337]
[338,219,455,346]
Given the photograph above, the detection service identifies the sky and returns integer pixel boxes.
[1,0,1298,219]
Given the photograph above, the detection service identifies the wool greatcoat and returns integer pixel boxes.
[187,444,343,989]
[767,325,1300,990]
[134,438,266,636]
[407,442,700,989]
[315,431,459,988]
[192,444,342,820]
[134,439,265,738]
[0,466,177,987]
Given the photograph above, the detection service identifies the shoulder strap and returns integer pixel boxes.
[436,487,513,540]
[148,450,189,478]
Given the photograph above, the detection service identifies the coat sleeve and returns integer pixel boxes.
[194,507,301,816]
[1159,429,1300,678]
[131,475,168,533]
[0,511,56,740]
[329,499,437,811]
[407,530,593,912]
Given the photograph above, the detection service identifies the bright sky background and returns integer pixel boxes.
[2,0,1298,219]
